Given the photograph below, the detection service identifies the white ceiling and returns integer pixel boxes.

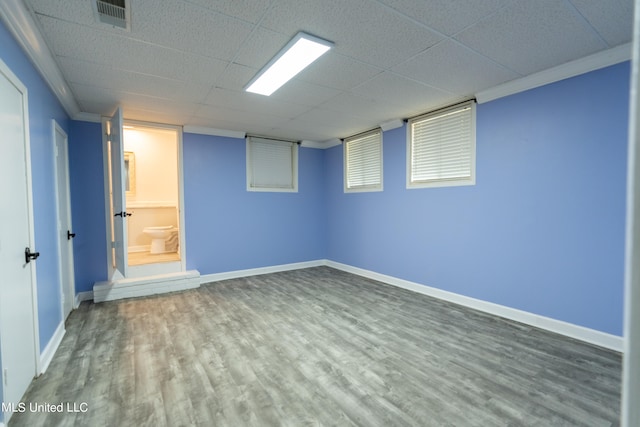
[23,0,633,142]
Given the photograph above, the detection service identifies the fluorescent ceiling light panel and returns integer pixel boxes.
[245,32,333,96]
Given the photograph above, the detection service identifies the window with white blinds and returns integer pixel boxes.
[407,101,476,188]
[344,129,382,192]
[246,136,298,192]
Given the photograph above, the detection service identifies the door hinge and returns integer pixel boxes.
[3,368,8,386]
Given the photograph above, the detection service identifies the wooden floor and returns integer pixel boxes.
[10,267,621,426]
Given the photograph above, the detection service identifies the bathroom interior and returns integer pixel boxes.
[122,124,181,267]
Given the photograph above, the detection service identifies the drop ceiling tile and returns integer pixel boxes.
[291,108,376,139]
[71,82,198,115]
[37,15,228,85]
[319,92,405,123]
[351,72,452,117]
[271,79,341,107]
[569,0,633,47]
[297,52,383,91]
[232,27,290,69]
[131,0,253,61]
[59,58,211,104]
[392,39,520,95]
[454,0,608,75]
[193,105,290,130]
[204,88,313,119]
[259,0,443,69]
[215,63,257,91]
[26,0,95,24]
[378,0,511,36]
[183,0,272,23]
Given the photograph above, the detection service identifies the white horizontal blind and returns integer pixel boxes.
[247,137,297,192]
[345,129,382,191]
[409,101,475,186]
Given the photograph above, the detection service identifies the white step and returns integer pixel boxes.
[93,270,200,303]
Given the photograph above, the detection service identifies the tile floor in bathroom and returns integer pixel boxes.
[128,251,180,266]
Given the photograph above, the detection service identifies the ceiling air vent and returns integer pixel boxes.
[94,0,129,30]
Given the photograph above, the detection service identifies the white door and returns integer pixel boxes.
[0,61,39,423]
[109,107,128,278]
[54,121,75,320]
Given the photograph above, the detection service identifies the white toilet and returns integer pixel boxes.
[143,226,174,254]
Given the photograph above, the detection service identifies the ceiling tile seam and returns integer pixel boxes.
[71,81,203,103]
[565,0,611,48]
[447,38,524,78]
[180,0,266,27]
[449,0,518,37]
[55,54,209,86]
[195,0,279,121]
[193,101,311,122]
[32,11,238,64]
[369,0,448,39]
[369,0,522,79]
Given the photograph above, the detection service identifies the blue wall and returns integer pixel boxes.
[1,17,71,416]
[183,134,327,274]
[325,62,629,336]
[68,121,108,293]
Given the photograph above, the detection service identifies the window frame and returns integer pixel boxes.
[406,101,476,189]
[246,136,299,193]
[343,128,383,193]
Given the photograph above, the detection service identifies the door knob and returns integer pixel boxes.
[67,230,76,240]
[25,247,40,264]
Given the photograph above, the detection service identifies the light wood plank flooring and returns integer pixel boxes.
[9,267,621,426]
[128,251,180,266]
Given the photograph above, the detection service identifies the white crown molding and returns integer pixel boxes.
[323,138,342,149]
[0,0,80,118]
[74,111,102,123]
[380,118,404,131]
[183,125,245,139]
[476,43,632,104]
[300,140,326,149]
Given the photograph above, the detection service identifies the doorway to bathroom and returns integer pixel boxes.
[104,112,186,279]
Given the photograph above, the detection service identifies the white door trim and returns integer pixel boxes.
[101,115,115,280]
[622,1,640,424]
[123,119,187,272]
[102,119,188,278]
[0,57,41,422]
[52,119,75,319]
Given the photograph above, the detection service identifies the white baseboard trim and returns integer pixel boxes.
[39,321,65,375]
[75,291,94,307]
[325,260,624,353]
[93,270,200,303]
[200,260,326,284]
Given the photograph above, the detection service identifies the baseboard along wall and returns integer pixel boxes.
[201,259,623,352]
[39,321,65,375]
[73,259,623,353]
[323,260,624,353]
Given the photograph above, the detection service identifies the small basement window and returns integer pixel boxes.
[407,101,476,189]
[246,136,298,192]
[344,129,383,192]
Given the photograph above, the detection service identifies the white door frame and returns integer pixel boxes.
[52,120,75,317]
[0,57,41,423]
[102,119,187,277]
[622,1,640,425]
